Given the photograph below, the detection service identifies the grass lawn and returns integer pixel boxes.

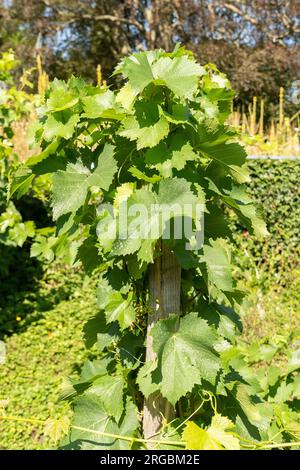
[0,265,97,450]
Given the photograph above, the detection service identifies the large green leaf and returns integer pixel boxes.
[203,176,268,237]
[9,166,34,199]
[88,375,124,421]
[150,312,220,404]
[83,312,119,350]
[183,414,240,450]
[43,113,80,141]
[88,144,118,190]
[115,52,156,93]
[146,140,197,177]
[223,194,269,237]
[202,238,233,293]
[152,55,203,98]
[116,50,203,99]
[158,177,198,208]
[104,291,136,330]
[47,85,79,112]
[111,178,199,263]
[76,237,101,274]
[97,275,135,330]
[69,395,139,450]
[199,141,249,183]
[80,359,110,383]
[51,143,117,220]
[82,90,122,119]
[26,139,60,169]
[119,115,169,149]
[136,360,159,398]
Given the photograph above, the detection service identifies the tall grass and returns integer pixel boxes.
[230,90,299,157]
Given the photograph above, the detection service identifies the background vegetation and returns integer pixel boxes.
[1,1,299,114]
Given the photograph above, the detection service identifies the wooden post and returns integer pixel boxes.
[143,242,181,445]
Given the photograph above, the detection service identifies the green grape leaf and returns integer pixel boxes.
[223,194,269,238]
[47,86,79,112]
[82,90,119,119]
[152,55,204,98]
[115,52,156,93]
[117,331,144,369]
[76,237,101,274]
[119,115,169,149]
[110,187,156,258]
[221,382,271,441]
[204,204,231,239]
[158,177,198,208]
[116,82,137,110]
[88,375,124,421]
[115,50,203,99]
[83,312,119,350]
[9,166,34,199]
[199,141,249,183]
[234,385,265,426]
[26,139,60,169]
[183,414,240,450]
[69,395,139,450]
[104,291,136,330]
[87,144,118,190]
[30,234,56,262]
[198,96,219,118]
[43,113,80,141]
[171,143,197,171]
[114,182,135,211]
[136,360,159,398]
[151,313,220,404]
[51,166,89,220]
[161,103,193,125]
[202,238,233,293]
[44,416,70,444]
[51,143,117,220]
[80,359,110,383]
[9,220,35,247]
[111,178,199,263]
[146,141,197,177]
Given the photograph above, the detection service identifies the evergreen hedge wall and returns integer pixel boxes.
[234,158,300,284]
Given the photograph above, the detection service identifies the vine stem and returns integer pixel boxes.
[71,425,184,447]
[167,399,205,438]
[1,414,300,450]
[0,415,184,448]
[0,415,45,425]
[257,441,300,450]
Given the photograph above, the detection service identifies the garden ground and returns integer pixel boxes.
[0,263,299,449]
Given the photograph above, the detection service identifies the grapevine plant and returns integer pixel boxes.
[12,45,297,450]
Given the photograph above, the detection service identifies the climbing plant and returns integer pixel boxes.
[11,45,300,450]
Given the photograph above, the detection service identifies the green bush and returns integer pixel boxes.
[233,158,300,287]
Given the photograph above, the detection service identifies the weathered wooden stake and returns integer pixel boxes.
[143,242,181,445]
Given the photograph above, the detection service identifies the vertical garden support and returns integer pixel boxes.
[143,242,181,443]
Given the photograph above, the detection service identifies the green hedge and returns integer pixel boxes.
[233,158,300,284]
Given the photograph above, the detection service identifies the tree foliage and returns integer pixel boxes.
[1,1,299,109]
